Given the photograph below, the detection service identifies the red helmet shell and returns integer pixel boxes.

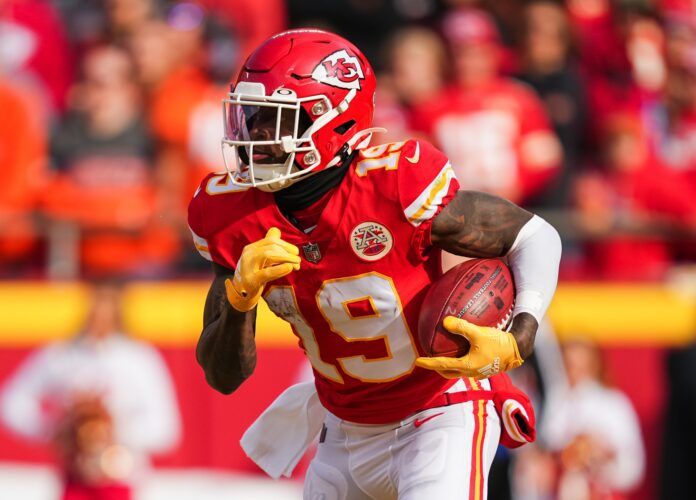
[234,29,377,173]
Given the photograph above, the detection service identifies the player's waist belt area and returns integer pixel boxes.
[241,381,534,479]
[418,389,494,413]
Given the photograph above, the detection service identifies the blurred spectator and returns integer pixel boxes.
[288,0,441,69]
[623,9,667,96]
[51,0,107,53]
[106,0,163,42]
[571,3,668,142]
[386,27,449,109]
[493,319,568,500]
[517,1,587,208]
[373,27,449,143]
[0,73,46,271]
[573,113,696,280]
[647,14,696,186]
[198,0,286,70]
[0,281,181,500]
[542,338,645,499]
[0,0,73,115]
[413,8,562,206]
[131,10,222,221]
[565,0,628,91]
[0,0,691,283]
[42,45,180,276]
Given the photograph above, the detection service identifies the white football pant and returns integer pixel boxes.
[304,384,501,500]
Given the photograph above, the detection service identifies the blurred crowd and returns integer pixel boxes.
[509,334,646,500]
[1,281,181,500]
[0,0,695,279]
[2,3,695,499]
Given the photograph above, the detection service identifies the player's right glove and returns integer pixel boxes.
[225,227,301,312]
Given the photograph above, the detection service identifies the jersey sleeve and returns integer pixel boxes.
[397,140,460,227]
[396,140,460,256]
[187,180,214,262]
[187,173,241,269]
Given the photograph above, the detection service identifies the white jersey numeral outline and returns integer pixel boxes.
[205,174,250,195]
[264,286,344,383]
[355,141,405,177]
[265,272,418,383]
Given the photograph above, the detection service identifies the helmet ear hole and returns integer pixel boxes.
[333,120,356,135]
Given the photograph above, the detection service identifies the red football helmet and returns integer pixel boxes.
[222,29,378,191]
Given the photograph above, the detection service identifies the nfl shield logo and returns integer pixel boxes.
[302,242,322,263]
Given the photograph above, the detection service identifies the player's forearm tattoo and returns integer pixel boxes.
[431,191,538,358]
[431,191,533,258]
[196,272,257,394]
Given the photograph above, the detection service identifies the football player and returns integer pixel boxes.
[189,29,562,499]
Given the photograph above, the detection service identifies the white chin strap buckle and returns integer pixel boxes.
[281,135,294,153]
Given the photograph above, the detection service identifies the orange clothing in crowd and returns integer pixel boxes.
[0,78,46,260]
[42,173,179,276]
[42,109,179,276]
[148,65,218,205]
[149,65,212,148]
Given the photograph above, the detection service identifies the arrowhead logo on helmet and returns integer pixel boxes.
[311,50,365,90]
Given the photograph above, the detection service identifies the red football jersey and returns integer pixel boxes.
[188,140,461,423]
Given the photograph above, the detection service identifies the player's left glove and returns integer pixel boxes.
[415,316,523,379]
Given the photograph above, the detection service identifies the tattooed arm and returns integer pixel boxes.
[431,191,541,359]
[196,262,257,394]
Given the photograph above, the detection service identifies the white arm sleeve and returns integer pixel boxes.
[600,393,645,490]
[506,215,562,322]
[116,344,181,454]
[0,347,54,441]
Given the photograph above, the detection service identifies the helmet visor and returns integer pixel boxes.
[225,102,303,165]
[221,92,328,189]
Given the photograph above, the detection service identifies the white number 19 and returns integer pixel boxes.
[265,272,418,383]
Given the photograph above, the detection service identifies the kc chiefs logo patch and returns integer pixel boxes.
[350,222,393,261]
[311,50,365,90]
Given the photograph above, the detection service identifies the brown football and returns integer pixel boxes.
[418,258,515,357]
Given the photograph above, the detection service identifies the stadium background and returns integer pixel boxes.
[0,0,695,499]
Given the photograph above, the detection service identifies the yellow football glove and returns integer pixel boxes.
[415,316,523,379]
[225,227,301,312]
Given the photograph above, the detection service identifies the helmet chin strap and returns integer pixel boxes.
[243,124,388,190]
[275,150,357,212]
[323,127,387,169]
[257,123,387,193]
[346,127,387,152]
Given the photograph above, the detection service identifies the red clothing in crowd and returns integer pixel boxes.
[656,108,696,187]
[566,0,630,81]
[1,0,73,112]
[580,159,696,280]
[412,79,561,204]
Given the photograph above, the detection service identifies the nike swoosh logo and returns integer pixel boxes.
[414,412,444,428]
[405,142,420,163]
